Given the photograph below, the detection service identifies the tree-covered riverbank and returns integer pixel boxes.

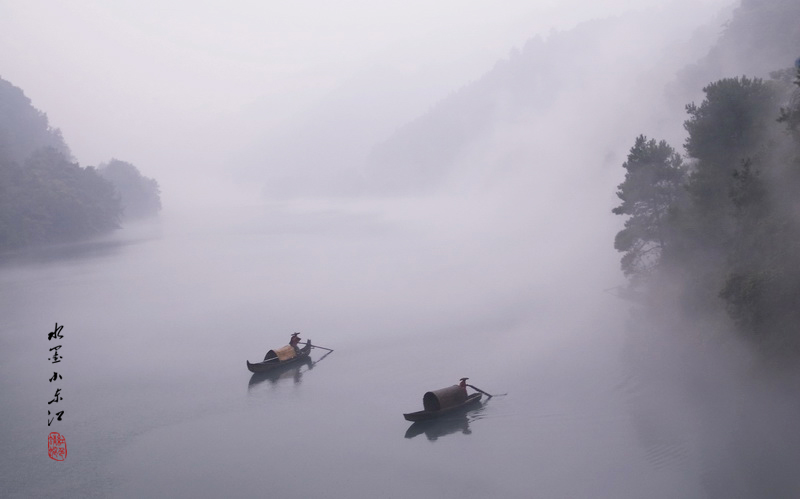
[0,77,160,252]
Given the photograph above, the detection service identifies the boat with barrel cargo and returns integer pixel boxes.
[247,340,312,373]
[403,380,483,421]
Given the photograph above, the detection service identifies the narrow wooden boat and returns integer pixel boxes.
[246,341,312,373]
[403,388,482,422]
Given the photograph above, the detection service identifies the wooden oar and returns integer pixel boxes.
[467,384,507,399]
[310,350,333,367]
[308,344,334,352]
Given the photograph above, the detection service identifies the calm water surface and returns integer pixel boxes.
[0,201,781,498]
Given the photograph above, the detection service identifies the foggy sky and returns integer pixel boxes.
[0,0,731,208]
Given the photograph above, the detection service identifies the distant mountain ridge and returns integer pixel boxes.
[360,7,723,194]
[361,0,800,195]
[674,0,800,100]
[247,1,799,198]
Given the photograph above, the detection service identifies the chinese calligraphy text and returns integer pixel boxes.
[47,322,66,460]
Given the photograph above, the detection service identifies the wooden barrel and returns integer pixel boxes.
[264,345,297,361]
[422,385,467,411]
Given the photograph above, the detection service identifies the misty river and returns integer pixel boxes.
[2,199,798,498]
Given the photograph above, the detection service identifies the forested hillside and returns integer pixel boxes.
[360,0,800,198]
[614,66,800,356]
[360,6,723,194]
[611,0,800,358]
[673,0,800,103]
[0,77,160,251]
[98,159,161,220]
[0,78,70,164]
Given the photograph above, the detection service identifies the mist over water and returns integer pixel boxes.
[1,195,796,498]
[0,202,625,497]
[2,0,800,497]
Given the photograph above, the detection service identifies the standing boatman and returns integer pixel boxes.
[459,377,469,398]
[290,332,302,353]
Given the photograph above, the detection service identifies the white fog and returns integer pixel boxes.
[2,0,799,497]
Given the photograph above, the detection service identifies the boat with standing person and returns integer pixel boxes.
[246,332,334,373]
[403,378,486,421]
[246,340,312,373]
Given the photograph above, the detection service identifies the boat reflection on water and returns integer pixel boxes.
[404,404,487,441]
[247,350,332,390]
[248,356,312,388]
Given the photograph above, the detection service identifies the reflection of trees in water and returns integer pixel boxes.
[0,237,135,266]
[696,371,800,499]
[619,313,800,497]
[618,319,695,473]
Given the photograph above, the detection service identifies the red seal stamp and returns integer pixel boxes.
[48,432,67,461]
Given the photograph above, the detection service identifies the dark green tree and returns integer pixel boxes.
[682,77,783,251]
[0,77,70,166]
[777,63,800,137]
[25,148,121,241]
[717,69,800,351]
[0,148,121,250]
[612,135,686,277]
